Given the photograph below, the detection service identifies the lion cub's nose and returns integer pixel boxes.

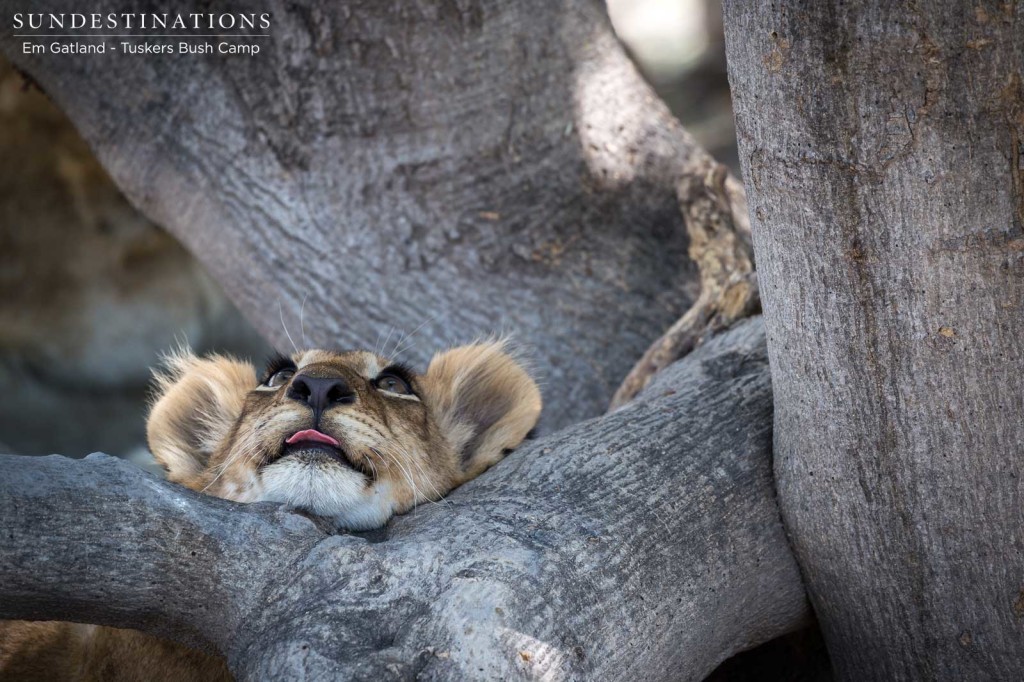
[286,375,355,416]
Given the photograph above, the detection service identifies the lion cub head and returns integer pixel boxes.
[146,342,541,530]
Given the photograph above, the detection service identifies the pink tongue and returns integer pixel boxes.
[286,429,340,447]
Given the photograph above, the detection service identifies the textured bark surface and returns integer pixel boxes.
[725,1,1024,679]
[0,320,810,680]
[610,160,758,409]
[0,0,742,430]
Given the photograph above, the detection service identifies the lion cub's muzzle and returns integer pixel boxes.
[266,372,368,475]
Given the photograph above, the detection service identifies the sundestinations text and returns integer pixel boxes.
[13,13,270,31]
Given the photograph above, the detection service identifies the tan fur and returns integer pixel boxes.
[2,341,540,680]
[147,351,257,485]
[0,621,230,681]
[422,342,542,483]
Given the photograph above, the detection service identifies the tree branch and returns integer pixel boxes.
[0,453,322,654]
[0,0,723,429]
[610,160,759,410]
[0,319,809,680]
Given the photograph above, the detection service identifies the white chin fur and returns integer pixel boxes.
[257,459,396,531]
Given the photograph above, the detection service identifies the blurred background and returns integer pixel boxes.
[0,0,738,467]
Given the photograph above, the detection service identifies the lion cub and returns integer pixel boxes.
[0,341,541,681]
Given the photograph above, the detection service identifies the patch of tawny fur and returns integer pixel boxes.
[146,350,256,486]
[0,620,230,682]
[423,340,542,483]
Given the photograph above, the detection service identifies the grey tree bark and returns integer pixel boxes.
[0,321,811,681]
[0,0,755,430]
[724,1,1024,679]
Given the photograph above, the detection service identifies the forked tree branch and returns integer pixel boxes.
[0,320,808,681]
[610,161,759,410]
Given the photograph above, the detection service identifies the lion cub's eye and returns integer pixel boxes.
[262,350,299,387]
[260,354,297,390]
[374,373,412,395]
[265,368,294,388]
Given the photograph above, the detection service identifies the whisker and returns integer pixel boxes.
[299,292,309,348]
[278,300,299,353]
[202,424,271,495]
[201,431,265,494]
[335,417,443,512]
[382,441,450,513]
[376,446,421,511]
[389,328,406,360]
[197,443,243,494]
[380,326,396,361]
[200,454,236,493]
[390,315,435,360]
[373,328,384,357]
[364,454,379,481]
[398,444,453,510]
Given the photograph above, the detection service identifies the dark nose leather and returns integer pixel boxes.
[287,375,355,420]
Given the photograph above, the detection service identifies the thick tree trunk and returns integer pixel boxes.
[0,320,810,681]
[724,1,1024,678]
[0,0,751,429]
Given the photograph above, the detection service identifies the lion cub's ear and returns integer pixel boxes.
[422,341,541,482]
[146,350,257,484]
